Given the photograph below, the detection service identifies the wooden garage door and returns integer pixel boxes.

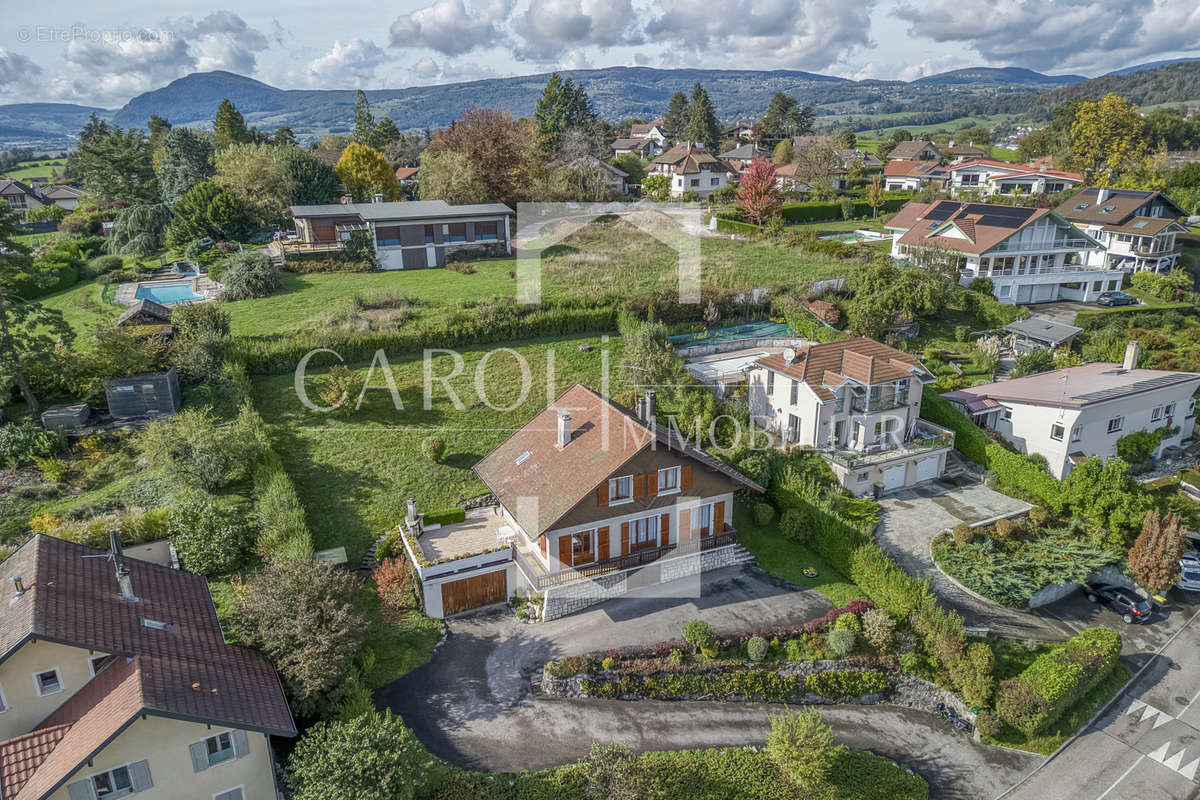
[440,570,506,615]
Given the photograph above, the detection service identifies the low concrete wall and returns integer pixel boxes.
[1027,565,1138,609]
[542,659,974,722]
[675,337,813,358]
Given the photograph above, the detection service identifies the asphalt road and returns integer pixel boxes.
[1000,606,1200,800]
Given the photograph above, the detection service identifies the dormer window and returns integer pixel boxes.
[34,668,63,696]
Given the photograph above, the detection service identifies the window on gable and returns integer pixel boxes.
[205,732,236,766]
[1050,423,1065,441]
[1107,416,1124,434]
[92,766,132,798]
[609,475,633,503]
[34,668,62,696]
[658,466,680,493]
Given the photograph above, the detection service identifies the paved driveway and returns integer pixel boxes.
[1025,301,1097,326]
[875,481,1078,640]
[378,563,1036,798]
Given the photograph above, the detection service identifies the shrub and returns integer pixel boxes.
[422,508,466,526]
[171,302,231,341]
[253,453,314,560]
[601,656,618,670]
[804,670,888,699]
[0,422,65,468]
[219,250,280,301]
[373,557,414,617]
[746,635,769,662]
[951,522,974,546]
[287,710,437,800]
[765,708,842,795]
[834,612,862,635]
[581,742,655,800]
[993,517,1016,541]
[136,404,267,492]
[33,456,68,483]
[668,648,685,667]
[683,620,716,653]
[753,502,775,526]
[779,509,807,543]
[975,709,1002,738]
[862,609,896,652]
[318,364,364,410]
[546,656,592,678]
[84,254,124,277]
[1117,429,1161,466]
[826,628,856,657]
[167,494,255,577]
[422,435,447,462]
[951,642,996,708]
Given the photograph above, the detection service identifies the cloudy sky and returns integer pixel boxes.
[1,0,1198,107]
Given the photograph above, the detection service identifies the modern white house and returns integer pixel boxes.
[946,159,1084,199]
[630,120,668,145]
[887,200,1116,304]
[746,338,956,496]
[942,342,1200,478]
[649,143,736,199]
[882,160,946,191]
[1055,187,1189,273]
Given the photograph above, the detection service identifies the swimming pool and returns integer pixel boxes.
[818,229,891,243]
[134,281,203,305]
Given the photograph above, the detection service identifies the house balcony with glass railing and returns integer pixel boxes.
[824,419,955,470]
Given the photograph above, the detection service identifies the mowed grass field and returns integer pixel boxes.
[1,159,65,180]
[251,333,626,559]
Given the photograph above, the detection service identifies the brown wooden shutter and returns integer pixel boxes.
[557,534,573,569]
[681,465,692,491]
[620,522,630,555]
[597,527,610,560]
[714,501,726,533]
[597,481,609,507]
[540,536,548,559]
[661,512,670,546]
[679,510,692,544]
[648,471,658,496]
[633,474,645,499]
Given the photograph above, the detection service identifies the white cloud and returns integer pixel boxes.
[644,0,877,71]
[897,0,1200,73]
[306,38,388,86]
[511,0,641,61]
[389,0,516,56]
[178,11,270,74]
[0,49,44,98]
[407,56,499,83]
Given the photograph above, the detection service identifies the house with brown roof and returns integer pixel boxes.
[35,186,86,212]
[394,166,419,186]
[398,384,763,620]
[746,338,955,496]
[946,159,1083,199]
[886,199,1113,304]
[629,120,667,146]
[649,144,736,198]
[883,160,946,191]
[0,535,295,800]
[1054,187,1188,273]
[886,140,942,162]
[610,137,662,158]
[0,181,47,224]
[942,342,1200,478]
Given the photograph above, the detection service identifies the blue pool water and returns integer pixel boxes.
[668,320,792,348]
[134,282,203,305]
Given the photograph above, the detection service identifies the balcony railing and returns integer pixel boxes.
[824,420,955,470]
[850,391,910,414]
[512,529,738,591]
[1132,243,1182,257]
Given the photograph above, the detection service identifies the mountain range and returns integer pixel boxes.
[1,58,1198,147]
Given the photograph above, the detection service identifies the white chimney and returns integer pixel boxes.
[644,390,657,424]
[373,192,384,204]
[1096,187,1110,204]
[556,410,572,447]
[1123,340,1140,371]
[10,573,26,598]
[116,564,139,603]
[406,498,417,524]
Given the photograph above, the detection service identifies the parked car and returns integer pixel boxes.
[1178,551,1200,591]
[1096,291,1137,307]
[1084,581,1153,623]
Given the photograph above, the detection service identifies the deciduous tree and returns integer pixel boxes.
[736,155,782,224]
[1129,508,1187,594]
[1063,456,1154,548]
[215,142,293,223]
[335,142,401,202]
[1068,93,1148,185]
[420,108,533,206]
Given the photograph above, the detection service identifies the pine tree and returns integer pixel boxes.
[352,90,377,147]
[78,113,112,145]
[214,99,251,151]
[534,73,567,153]
[662,92,689,142]
[375,117,401,148]
[1129,508,1187,594]
[684,82,720,151]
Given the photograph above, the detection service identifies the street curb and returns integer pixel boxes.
[991,605,1200,800]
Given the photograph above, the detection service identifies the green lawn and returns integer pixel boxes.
[250,333,623,560]
[734,507,866,607]
[40,280,123,337]
[1,159,65,180]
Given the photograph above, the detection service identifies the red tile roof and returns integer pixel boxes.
[754,337,933,401]
[473,384,762,537]
[890,199,1066,256]
[947,159,1083,181]
[886,140,940,160]
[394,166,419,181]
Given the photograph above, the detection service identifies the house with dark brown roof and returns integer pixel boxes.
[1054,187,1188,273]
[629,119,667,145]
[0,535,294,800]
[0,181,47,224]
[746,338,954,496]
[398,383,763,620]
[886,140,942,162]
[649,143,736,198]
[886,199,1113,304]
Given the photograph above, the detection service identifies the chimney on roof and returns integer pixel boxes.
[373,192,384,204]
[10,573,26,598]
[1123,340,1140,371]
[643,390,657,425]
[1097,187,1110,204]
[108,529,123,558]
[406,497,417,525]
[1039,163,1047,172]
[556,410,572,448]
[116,563,139,603]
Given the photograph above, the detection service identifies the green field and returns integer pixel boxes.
[1,159,65,180]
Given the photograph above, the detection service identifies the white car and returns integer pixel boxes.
[1178,551,1200,591]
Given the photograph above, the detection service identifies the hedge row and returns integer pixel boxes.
[996,627,1121,737]
[252,452,315,560]
[713,217,761,235]
[427,747,929,800]
[918,387,990,466]
[780,198,908,223]
[17,262,79,300]
[1074,303,1197,330]
[424,508,467,526]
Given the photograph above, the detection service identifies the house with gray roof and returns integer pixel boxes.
[942,342,1200,478]
[1055,187,1188,273]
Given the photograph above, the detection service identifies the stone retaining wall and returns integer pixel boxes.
[542,544,743,621]
[541,658,974,722]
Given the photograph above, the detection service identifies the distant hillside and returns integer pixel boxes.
[978,61,1200,118]
[0,102,107,143]
[915,67,1085,86]
[1104,57,1200,77]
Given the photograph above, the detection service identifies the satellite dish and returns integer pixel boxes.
[783,347,796,365]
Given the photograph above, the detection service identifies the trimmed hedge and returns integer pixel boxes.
[996,627,1121,737]
[780,198,908,223]
[713,217,761,235]
[919,387,991,466]
[983,444,1066,510]
[804,670,889,699]
[579,668,888,703]
[424,508,467,526]
[1075,304,1197,331]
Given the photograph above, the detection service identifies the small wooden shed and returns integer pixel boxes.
[117,299,172,327]
[41,403,90,430]
[104,368,181,419]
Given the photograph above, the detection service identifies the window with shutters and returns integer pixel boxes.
[205,732,236,766]
[657,466,680,494]
[191,730,249,773]
[698,503,713,535]
[213,788,245,800]
[630,515,659,549]
[82,761,150,799]
[608,475,633,504]
[33,667,62,696]
[572,531,595,564]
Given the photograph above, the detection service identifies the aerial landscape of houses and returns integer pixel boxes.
[2,3,1200,800]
